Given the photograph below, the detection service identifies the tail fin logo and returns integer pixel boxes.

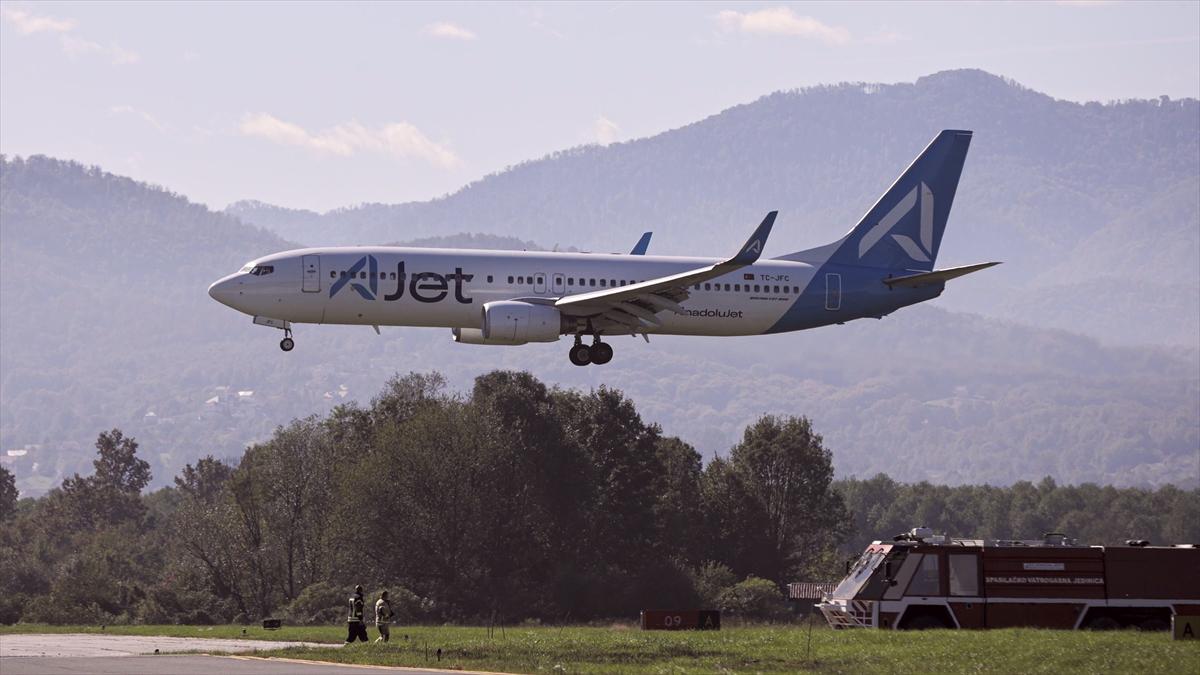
[329,255,378,300]
[858,182,934,263]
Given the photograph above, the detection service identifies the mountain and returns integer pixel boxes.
[228,69,1200,348]
[2,70,1198,496]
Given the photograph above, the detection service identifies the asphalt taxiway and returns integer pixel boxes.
[0,634,498,675]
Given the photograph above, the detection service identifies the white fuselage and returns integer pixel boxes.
[208,246,877,338]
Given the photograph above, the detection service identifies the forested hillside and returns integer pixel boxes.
[3,154,1198,496]
[229,69,1200,347]
[4,68,1199,496]
[1,373,1194,626]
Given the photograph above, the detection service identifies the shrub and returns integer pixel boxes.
[690,561,737,607]
[284,582,345,625]
[717,576,790,622]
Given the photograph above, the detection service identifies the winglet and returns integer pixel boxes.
[728,211,777,265]
[630,232,652,255]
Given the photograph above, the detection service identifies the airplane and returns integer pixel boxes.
[209,129,998,366]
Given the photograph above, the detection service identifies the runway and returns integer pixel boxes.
[0,634,500,675]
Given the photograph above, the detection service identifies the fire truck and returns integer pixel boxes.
[818,528,1199,630]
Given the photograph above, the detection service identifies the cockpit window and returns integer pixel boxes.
[239,264,254,273]
[249,265,274,276]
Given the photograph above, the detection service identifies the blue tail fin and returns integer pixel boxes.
[784,130,972,271]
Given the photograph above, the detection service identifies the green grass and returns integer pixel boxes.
[2,623,1196,673]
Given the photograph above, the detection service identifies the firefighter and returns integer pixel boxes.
[345,584,368,643]
[374,590,394,643]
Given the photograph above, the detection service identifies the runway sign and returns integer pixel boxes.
[640,610,720,630]
[1174,615,1197,640]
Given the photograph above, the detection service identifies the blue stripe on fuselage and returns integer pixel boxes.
[764,263,943,334]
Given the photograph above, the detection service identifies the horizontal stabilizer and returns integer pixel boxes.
[883,261,1001,288]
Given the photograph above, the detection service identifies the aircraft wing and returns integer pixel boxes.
[555,212,776,329]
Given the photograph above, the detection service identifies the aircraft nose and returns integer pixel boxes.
[207,275,240,308]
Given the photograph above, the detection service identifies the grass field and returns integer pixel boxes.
[2,622,1197,673]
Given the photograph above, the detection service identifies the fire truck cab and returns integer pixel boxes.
[818,528,1199,630]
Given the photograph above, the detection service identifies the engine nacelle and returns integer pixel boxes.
[452,301,562,345]
[452,327,519,345]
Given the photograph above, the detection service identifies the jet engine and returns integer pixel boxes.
[451,301,562,345]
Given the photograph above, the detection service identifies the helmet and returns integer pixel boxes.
[354,584,363,594]
[381,590,389,599]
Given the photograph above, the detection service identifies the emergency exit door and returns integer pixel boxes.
[302,255,320,293]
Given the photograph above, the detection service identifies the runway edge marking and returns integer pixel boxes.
[224,654,517,675]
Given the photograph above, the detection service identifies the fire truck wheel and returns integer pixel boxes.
[1085,616,1121,631]
[904,614,950,630]
[1138,617,1169,632]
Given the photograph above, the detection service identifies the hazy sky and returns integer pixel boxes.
[2,1,1197,212]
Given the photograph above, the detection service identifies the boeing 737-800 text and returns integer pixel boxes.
[208,130,998,366]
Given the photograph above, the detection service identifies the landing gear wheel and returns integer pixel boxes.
[590,341,613,365]
[568,343,591,366]
[280,337,295,352]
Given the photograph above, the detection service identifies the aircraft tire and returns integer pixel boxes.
[568,343,591,366]
[590,342,613,365]
[280,337,295,352]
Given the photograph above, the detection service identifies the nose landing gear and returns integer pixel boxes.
[568,335,612,366]
[280,328,295,352]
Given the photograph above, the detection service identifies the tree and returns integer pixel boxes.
[0,466,16,521]
[174,457,234,503]
[652,437,706,563]
[54,429,152,530]
[722,415,848,583]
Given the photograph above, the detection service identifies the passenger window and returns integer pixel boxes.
[330,271,336,279]
[487,275,493,283]
[590,279,596,287]
[694,284,701,290]
[507,276,513,284]
[518,276,524,284]
[704,283,711,290]
[949,554,979,596]
[610,279,616,287]
[568,278,574,285]
[340,271,347,278]
[754,284,760,292]
[724,284,731,291]
[734,284,741,292]
[380,272,386,280]
[359,272,366,279]
[537,277,544,285]
[600,279,607,288]
[906,554,940,596]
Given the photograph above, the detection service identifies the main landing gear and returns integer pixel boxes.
[568,336,613,366]
[280,328,295,352]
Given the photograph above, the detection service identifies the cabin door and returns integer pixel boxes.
[302,255,321,293]
[825,273,841,310]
